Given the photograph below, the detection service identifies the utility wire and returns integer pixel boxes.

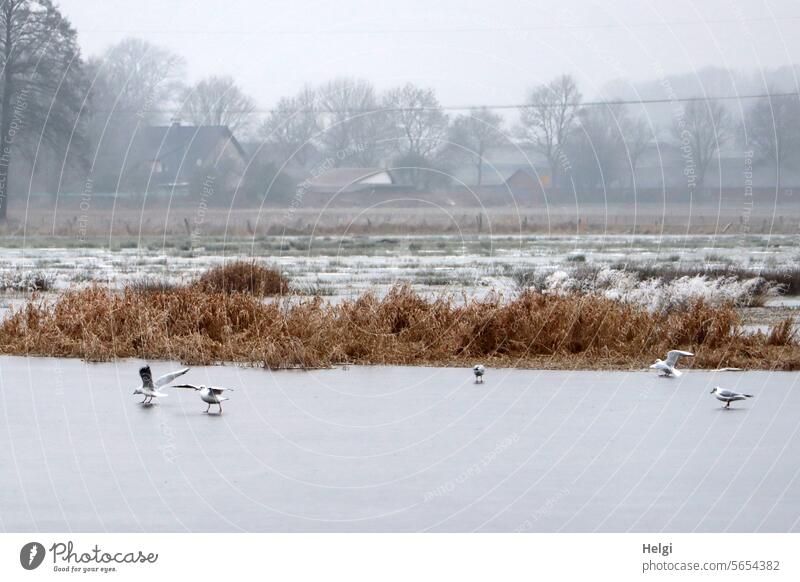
[109,91,800,115]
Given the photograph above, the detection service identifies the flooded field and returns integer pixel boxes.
[1,357,799,532]
[0,233,797,299]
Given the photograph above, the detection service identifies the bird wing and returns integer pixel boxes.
[155,367,190,388]
[139,366,154,389]
[665,350,694,366]
[210,387,233,395]
[716,389,739,398]
[172,384,200,391]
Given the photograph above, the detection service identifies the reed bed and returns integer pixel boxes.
[190,261,289,295]
[0,284,796,370]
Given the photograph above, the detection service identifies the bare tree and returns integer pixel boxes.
[180,75,256,135]
[518,75,582,190]
[384,83,449,159]
[448,107,504,186]
[84,38,185,191]
[672,98,732,192]
[0,0,86,220]
[566,103,628,191]
[746,93,800,191]
[94,37,184,124]
[620,111,652,188]
[316,77,386,166]
[259,85,319,168]
[383,83,449,188]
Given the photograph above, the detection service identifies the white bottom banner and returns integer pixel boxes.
[0,533,796,581]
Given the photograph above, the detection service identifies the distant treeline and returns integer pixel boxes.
[1,1,799,220]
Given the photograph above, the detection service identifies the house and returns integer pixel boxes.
[126,122,248,194]
[449,144,551,187]
[304,167,396,194]
[505,168,548,194]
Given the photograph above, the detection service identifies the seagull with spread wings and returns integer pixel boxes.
[650,350,694,377]
[173,384,235,414]
[133,365,190,404]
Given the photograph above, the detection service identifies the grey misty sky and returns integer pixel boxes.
[58,0,800,109]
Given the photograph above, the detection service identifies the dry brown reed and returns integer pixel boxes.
[190,261,289,296]
[0,284,796,370]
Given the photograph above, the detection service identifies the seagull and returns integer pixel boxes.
[711,386,753,408]
[473,364,485,383]
[133,365,189,404]
[650,350,694,377]
[173,384,234,414]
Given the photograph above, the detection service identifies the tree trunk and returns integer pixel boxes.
[548,156,559,194]
[0,9,13,222]
[0,82,12,221]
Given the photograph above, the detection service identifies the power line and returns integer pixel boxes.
[115,91,800,115]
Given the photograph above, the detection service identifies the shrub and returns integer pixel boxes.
[128,277,181,294]
[0,270,53,293]
[190,261,289,295]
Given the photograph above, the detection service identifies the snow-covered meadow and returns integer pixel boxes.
[0,234,797,317]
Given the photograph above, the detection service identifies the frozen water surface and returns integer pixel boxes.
[1,356,799,532]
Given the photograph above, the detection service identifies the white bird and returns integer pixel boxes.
[710,386,753,409]
[650,350,694,377]
[173,384,234,414]
[133,365,189,404]
[473,364,485,383]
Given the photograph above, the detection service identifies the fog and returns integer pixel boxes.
[59,0,800,109]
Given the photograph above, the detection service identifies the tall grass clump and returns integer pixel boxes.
[0,284,796,370]
[190,261,289,295]
[0,270,53,293]
[610,263,800,295]
[514,266,783,310]
[128,276,181,294]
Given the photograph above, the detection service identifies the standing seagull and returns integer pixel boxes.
[650,350,694,377]
[173,384,234,414]
[133,365,189,404]
[711,386,753,409]
[473,364,486,383]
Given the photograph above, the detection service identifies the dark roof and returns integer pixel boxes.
[131,124,246,183]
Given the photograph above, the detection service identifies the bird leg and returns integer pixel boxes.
[140,396,148,404]
[218,403,223,415]
[726,401,730,409]
[205,403,210,413]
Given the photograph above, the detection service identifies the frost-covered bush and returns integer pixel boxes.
[515,267,782,312]
[0,270,53,293]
